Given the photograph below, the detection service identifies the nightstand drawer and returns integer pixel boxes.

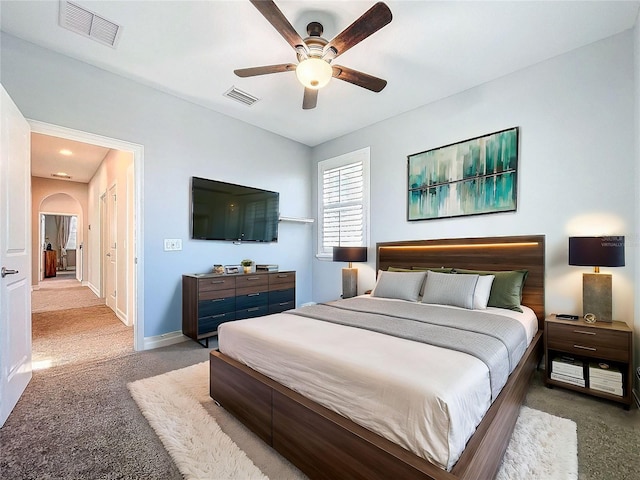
[546,322,630,362]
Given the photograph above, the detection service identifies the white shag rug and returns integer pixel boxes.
[129,362,577,480]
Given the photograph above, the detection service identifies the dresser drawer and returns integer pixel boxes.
[269,288,295,304]
[269,300,295,314]
[236,304,269,320]
[198,296,236,318]
[546,322,630,362]
[236,274,269,291]
[269,272,296,290]
[198,312,236,335]
[236,291,269,310]
[198,276,236,293]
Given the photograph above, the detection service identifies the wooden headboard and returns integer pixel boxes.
[376,235,546,327]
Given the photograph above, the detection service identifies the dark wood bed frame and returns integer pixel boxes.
[210,235,545,480]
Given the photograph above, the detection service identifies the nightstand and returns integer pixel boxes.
[544,315,633,409]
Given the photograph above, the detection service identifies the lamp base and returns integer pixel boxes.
[342,268,358,299]
[583,273,612,322]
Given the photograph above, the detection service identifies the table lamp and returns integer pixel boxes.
[568,236,625,322]
[333,246,368,299]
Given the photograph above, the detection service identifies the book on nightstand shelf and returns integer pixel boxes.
[589,362,622,382]
[552,356,584,379]
[590,381,623,396]
[551,372,586,387]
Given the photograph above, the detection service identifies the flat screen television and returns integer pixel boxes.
[191,177,279,242]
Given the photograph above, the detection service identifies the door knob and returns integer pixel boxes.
[106,253,111,257]
[1,267,19,278]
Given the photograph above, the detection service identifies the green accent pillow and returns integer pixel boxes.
[452,268,528,312]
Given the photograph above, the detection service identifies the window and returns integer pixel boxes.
[317,147,370,258]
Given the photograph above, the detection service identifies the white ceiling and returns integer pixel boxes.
[2,1,639,181]
[30,133,110,183]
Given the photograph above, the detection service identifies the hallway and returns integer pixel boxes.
[31,281,132,370]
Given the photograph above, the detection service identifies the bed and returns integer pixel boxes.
[210,235,545,480]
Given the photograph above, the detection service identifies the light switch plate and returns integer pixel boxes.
[164,238,182,251]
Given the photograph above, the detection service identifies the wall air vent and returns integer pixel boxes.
[51,173,72,180]
[224,87,260,107]
[59,1,122,48]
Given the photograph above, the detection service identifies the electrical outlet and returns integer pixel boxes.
[163,239,182,251]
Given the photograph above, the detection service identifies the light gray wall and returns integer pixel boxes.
[1,33,313,338]
[312,31,637,333]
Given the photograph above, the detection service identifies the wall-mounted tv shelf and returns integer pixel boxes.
[182,270,296,347]
[279,216,314,224]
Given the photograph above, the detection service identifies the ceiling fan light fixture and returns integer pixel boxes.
[295,58,332,89]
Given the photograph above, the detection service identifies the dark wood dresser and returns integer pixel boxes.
[182,270,295,347]
[44,250,57,278]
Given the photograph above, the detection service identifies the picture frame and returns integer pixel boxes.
[407,127,519,221]
[224,265,240,274]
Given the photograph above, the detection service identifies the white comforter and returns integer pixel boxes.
[218,297,537,471]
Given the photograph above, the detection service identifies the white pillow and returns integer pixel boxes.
[370,270,427,302]
[421,270,479,309]
[473,274,495,310]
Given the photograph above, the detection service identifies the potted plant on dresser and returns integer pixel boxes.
[241,259,253,274]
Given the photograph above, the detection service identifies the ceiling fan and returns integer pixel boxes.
[234,0,392,110]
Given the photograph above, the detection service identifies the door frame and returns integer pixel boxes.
[29,120,145,352]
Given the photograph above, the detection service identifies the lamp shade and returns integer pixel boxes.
[568,236,625,267]
[295,58,332,89]
[332,246,368,263]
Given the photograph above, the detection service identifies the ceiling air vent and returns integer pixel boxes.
[59,1,122,48]
[224,87,260,107]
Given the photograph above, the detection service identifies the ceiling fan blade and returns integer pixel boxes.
[324,2,392,59]
[234,64,296,77]
[302,88,318,110]
[332,66,387,92]
[249,0,308,54]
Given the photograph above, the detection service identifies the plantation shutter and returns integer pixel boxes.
[318,148,369,257]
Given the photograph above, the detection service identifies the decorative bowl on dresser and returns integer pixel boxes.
[182,270,295,347]
[544,314,633,409]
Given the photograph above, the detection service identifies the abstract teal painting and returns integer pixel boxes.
[407,127,519,221]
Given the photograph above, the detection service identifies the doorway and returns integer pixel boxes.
[29,120,144,351]
[40,213,80,283]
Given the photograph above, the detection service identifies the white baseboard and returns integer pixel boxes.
[143,331,189,350]
[87,282,99,297]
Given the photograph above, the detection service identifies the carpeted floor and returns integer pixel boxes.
[1,294,638,479]
[130,361,578,480]
[32,278,104,312]
[32,304,134,369]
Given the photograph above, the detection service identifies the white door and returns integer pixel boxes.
[0,85,32,427]
[106,184,117,311]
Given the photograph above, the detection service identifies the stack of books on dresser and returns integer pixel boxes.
[589,362,623,396]
[551,356,585,387]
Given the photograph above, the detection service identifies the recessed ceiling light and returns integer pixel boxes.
[59,149,73,156]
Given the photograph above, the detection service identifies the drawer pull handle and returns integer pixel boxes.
[210,280,225,284]
[248,307,260,312]
[209,298,225,303]
[212,314,226,318]
[573,330,596,335]
[248,293,261,297]
[246,277,260,281]
[279,302,289,306]
[277,274,288,278]
[573,344,597,351]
